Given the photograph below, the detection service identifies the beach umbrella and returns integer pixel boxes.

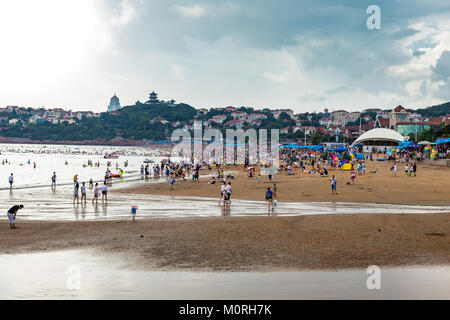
[418,141,432,145]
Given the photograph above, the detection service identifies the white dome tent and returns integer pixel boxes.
[352,128,405,153]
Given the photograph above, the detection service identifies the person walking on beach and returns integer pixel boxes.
[265,187,274,215]
[51,172,56,190]
[413,162,417,177]
[225,182,232,202]
[7,205,23,229]
[350,171,356,184]
[101,183,108,203]
[219,181,226,205]
[130,206,137,222]
[73,181,80,204]
[8,173,14,190]
[89,179,93,189]
[81,182,87,203]
[392,163,398,176]
[330,175,337,195]
[92,183,99,205]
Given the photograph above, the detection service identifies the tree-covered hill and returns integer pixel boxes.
[412,102,450,117]
[1,102,197,141]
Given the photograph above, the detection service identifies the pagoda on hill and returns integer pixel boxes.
[108,94,121,112]
[146,91,159,104]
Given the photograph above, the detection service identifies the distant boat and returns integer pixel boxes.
[104,154,119,159]
[143,159,155,164]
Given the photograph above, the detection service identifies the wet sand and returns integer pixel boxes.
[2,250,450,299]
[119,160,450,206]
[2,213,450,271]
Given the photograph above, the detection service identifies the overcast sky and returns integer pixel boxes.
[0,0,450,113]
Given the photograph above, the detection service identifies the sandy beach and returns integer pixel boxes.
[1,212,450,271]
[2,158,450,272]
[119,160,450,206]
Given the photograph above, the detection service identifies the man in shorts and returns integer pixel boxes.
[265,187,274,215]
[7,205,23,229]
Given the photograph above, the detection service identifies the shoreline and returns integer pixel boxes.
[0,137,149,147]
[2,213,450,272]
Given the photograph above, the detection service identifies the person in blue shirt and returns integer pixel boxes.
[265,187,274,215]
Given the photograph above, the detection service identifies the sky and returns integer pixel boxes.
[0,0,450,113]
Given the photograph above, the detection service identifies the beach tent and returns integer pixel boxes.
[407,143,421,148]
[434,138,450,144]
[355,153,365,160]
[336,146,348,152]
[341,163,352,171]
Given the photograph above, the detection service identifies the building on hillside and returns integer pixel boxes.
[396,121,442,138]
[319,117,332,127]
[209,114,227,124]
[150,117,169,125]
[146,91,159,104]
[375,117,390,129]
[272,109,294,119]
[331,110,349,125]
[231,111,248,119]
[108,94,121,112]
[389,105,408,130]
[248,113,267,121]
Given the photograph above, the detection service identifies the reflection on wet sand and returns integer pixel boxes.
[3,181,450,222]
[1,250,450,299]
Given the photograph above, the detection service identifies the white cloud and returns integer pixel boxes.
[111,0,137,27]
[170,64,187,80]
[173,4,206,17]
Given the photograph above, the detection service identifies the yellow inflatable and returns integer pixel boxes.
[341,163,352,171]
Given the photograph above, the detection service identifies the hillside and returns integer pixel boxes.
[1,102,197,141]
[413,102,450,117]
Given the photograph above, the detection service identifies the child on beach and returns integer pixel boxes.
[330,175,337,195]
[351,171,356,184]
[131,206,137,222]
[170,177,175,190]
